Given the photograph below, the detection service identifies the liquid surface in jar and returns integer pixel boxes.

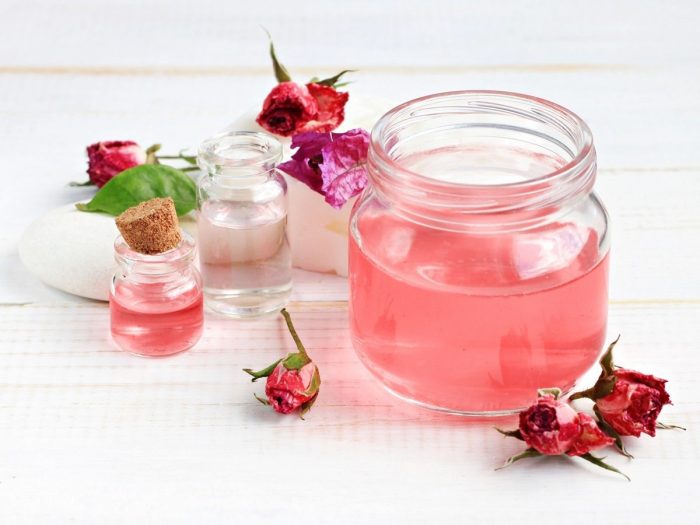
[349,211,609,413]
[110,280,203,357]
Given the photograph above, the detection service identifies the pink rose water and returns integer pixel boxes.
[349,212,609,414]
[110,280,203,357]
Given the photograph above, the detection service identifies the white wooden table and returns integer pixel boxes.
[1,1,698,522]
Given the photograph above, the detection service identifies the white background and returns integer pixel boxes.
[0,1,698,523]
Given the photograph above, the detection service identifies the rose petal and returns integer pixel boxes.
[567,413,615,456]
[298,83,349,133]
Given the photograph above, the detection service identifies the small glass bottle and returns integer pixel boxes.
[110,232,204,357]
[197,131,292,317]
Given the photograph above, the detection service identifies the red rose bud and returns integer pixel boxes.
[570,337,675,440]
[265,361,320,414]
[519,394,581,455]
[243,308,321,417]
[596,369,671,437]
[256,36,350,137]
[86,140,146,187]
[256,82,319,137]
[497,390,628,479]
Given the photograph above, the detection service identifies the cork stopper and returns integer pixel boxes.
[115,197,181,255]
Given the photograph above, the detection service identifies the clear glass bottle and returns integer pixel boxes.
[197,131,292,317]
[349,91,610,415]
[110,232,203,357]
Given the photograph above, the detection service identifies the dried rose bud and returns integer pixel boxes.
[256,82,319,137]
[255,37,350,137]
[243,308,321,417]
[595,369,671,438]
[570,337,677,454]
[86,140,146,188]
[497,389,627,479]
[519,394,581,455]
[265,361,320,414]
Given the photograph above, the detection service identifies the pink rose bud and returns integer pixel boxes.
[265,361,320,414]
[86,140,146,187]
[243,308,321,417]
[519,394,581,455]
[596,369,671,437]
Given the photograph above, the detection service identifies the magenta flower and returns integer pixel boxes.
[278,128,370,209]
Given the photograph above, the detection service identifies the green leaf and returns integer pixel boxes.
[569,387,595,401]
[593,376,618,399]
[314,69,356,88]
[495,428,524,441]
[282,351,311,371]
[600,335,620,376]
[593,406,633,458]
[69,180,95,187]
[265,30,291,83]
[243,358,283,382]
[75,164,196,216]
[578,453,630,481]
[496,448,541,470]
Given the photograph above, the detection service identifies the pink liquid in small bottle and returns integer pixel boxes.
[349,212,609,414]
[110,280,203,357]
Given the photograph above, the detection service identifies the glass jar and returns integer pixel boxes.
[197,131,292,317]
[349,91,610,415]
[110,232,203,357]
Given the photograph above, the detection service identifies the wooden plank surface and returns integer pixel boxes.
[1,1,699,523]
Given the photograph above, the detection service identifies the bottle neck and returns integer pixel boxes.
[114,232,196,279]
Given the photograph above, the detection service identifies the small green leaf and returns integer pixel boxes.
[69,180,95,187]
[569,387,595,401]
[495,428,524,441]
[496,448,541,470]
[145,143,161,165]
[314,69,356,88]
[593,376,618,399]
[600,335,621,376]
[243,358,283,382]
[264,30,291,83]
[282,351,311,371]
[657,422,687,431]
[75,164,196,216]
[578,453,630,481]
[594,406,633,458]
[538,387,562,399]
[254,393,270,406]
[299,392,318,419]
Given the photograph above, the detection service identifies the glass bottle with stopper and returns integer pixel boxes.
[110,197,204,357]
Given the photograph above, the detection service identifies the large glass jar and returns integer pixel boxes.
[197,131,292,317]
[110,232,203,357]
[349,91,610,415]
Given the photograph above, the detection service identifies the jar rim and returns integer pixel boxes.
[198,131,282,172]
[370,90,594,191]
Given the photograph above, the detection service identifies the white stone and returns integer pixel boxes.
[225,93,394,276]
[19,205,196,301]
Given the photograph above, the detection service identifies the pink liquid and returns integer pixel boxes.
[110,281,204,357]
[349,213,609,413]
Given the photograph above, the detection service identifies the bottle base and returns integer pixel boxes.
[204,285,292,318]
